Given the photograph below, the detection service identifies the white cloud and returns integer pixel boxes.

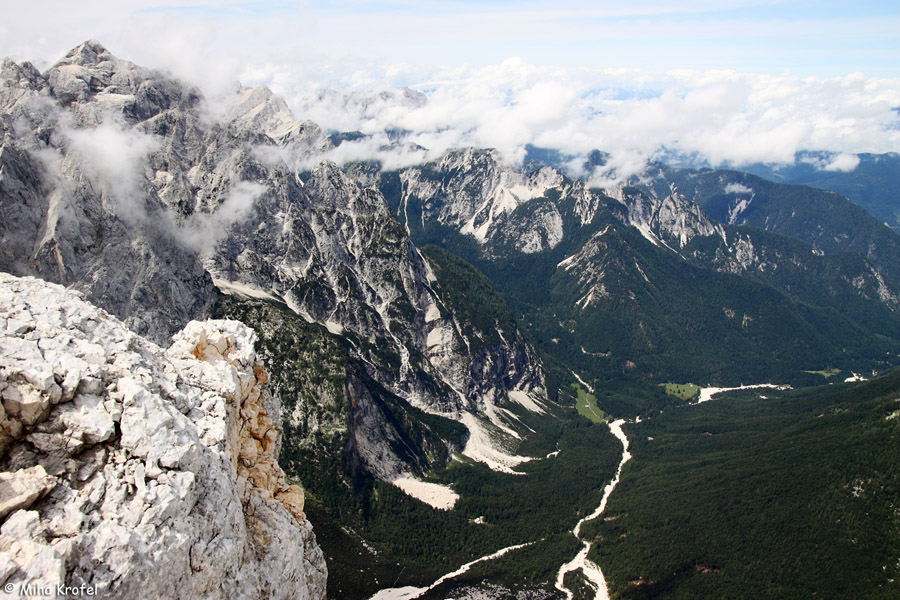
[179,181,267,256]
[66,121,160,223]
[824,153,861,172]
[278,62,899,179]
[61,116,265,255]
[298,136,436,171]
[725,182,753,195]
[798,151,863,173]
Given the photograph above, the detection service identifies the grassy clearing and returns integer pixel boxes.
[802,367,841,378]
[661,382,701,401]
[572,383,607,423]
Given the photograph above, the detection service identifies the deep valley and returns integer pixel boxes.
[1,41,899,600]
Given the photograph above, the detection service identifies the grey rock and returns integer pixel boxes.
[1,41,548,485]
[399,147,568,256]
[0,272,326,600]
[0,467,55,519]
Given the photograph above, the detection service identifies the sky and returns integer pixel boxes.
[2,0,899,177]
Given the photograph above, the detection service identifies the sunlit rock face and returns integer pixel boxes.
[398,148,569,256]
[0,272,326,600]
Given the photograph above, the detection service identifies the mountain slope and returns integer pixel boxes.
[0,41,550,488]
[647,164,900,284]
[376,150,900,388]
[739,152,900,230]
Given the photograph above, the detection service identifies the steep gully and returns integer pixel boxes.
[367,419,633,600]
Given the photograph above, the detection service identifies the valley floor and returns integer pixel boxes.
[354,371,900,600]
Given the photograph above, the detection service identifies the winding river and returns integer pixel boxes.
[368,381,800,599]
[554,419,632,600]
[368,541,534,600]
[368,419,633,600]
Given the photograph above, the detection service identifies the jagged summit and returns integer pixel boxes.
[54,39,113,67]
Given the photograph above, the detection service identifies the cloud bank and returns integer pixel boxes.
[2,1,898,183]
[269,60,900,181]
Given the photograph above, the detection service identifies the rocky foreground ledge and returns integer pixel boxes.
[0,273,326,599]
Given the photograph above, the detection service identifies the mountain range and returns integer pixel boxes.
[2,41,899,599]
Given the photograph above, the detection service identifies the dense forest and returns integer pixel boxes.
[584,370,900,599]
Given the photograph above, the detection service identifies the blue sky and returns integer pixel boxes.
[289,0,900,76]
[2,0,898,77]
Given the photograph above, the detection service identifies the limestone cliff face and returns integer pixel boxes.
[392,149,727,258]
[0,43,217,345]
[0,272,326,599]
[0,40,550,484]
[397,148,569,256]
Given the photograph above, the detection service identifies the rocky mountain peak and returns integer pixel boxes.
[0,59,45,109]
[397,147,568,255]
[618,185,725,250]
[227,84,303,141]
[55,39,112,68]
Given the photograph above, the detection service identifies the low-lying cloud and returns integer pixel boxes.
[63,118,265,255]
[66,121,160,223]
[823,153,862,172]
[180,181,267,256]
[725,183,754,195]
[263,60,900,182]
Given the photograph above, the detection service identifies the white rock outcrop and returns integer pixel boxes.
[0,272,326,599]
